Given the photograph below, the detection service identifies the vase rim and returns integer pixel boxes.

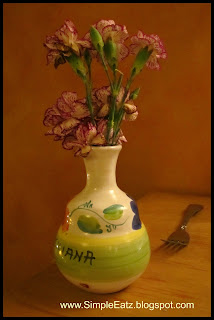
[91,145,122,150]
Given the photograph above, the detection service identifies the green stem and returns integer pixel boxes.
[100,54,113,90]
[112,75,134,145]
[84,80,95,125]
[106,69,119,143]
[106,94,117,143]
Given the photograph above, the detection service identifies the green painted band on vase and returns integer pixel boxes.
[54,227,150,282]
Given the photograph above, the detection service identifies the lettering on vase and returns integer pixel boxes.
[82,200,93,208]
[106,224,117,233]
[55,239,96,266]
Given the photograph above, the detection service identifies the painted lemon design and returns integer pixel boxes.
[103,204,124,220]
[77,215,103,234]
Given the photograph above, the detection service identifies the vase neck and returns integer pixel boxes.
[83,146,122,191]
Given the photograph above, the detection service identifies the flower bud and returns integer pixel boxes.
[131,47,152,77]
[104,38,118,71]
[129,88,140,100]
[124,103,137,114]
[124,111,138,121]
[90,26,104,53]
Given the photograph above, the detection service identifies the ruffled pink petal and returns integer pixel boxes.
[44,106,58,117]
[95,86,111,105]
[130,31,152,54]
[44,35,60,50]
[55,20,78,38]
[117,43,129,61]
[129,43,141,55]
[59,111,73,120]
[95,19,115,34]
[62,135,83,150]
[130,35,141,43]
[116,87,130,104]
[102,24,129,43]
[79,145,91,157]
[91,88,98,104]
[73,148,82,156]
[97,119,108,134]
[53,118,80,136]
[55,20,78,49]
[76,39,91,48]
[91,133,106,145]
[130,30,167,67]
[97,103,110,117]
[43,105,63,126]
[54,135,63,141]
[77,98,87,104]
[45,128,54,135]
[85,123,97,144]
[46,50,60,65]
[118,135,127,144]
[92,104,101,118]
[115,129,127,145]
[83,31,91,42]
[61,91,77,106]
[124,111,138,121]
[57,97,72,113]
[71,102,90,119]
[75,124,86,144]
[137,30,144,38]
[146,59,160,70]
[96,119,109,141]
[150,33,161,42]
[43,114,63,127]
[62,20,77,32]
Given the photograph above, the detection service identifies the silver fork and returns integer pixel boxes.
[161,204,204,248]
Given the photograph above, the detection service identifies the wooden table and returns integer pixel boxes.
[3,192,211,317]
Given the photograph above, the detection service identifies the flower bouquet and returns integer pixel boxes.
[43,19,166,157]
[43,19,167,294]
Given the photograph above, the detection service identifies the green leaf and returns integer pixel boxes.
[77,215,103,234]
[66,53,87,80]
[104,38,118,71]
[103,204,124,220]
[129,88,140,100]
[90,26,104,53]
[131,47,152,77]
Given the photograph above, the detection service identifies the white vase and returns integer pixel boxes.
[54,145,150,294]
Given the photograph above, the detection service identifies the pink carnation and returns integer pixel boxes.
[92,85,138,121]
[130,30,167,70]
[44,20,91,67]
[43,87,134,156]
[84,19,129,61]
[43,91,90,139]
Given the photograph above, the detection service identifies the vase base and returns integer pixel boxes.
[61,272,142,294]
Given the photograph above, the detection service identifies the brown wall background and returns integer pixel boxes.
[3,3,211,290]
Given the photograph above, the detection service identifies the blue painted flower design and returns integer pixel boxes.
[127,194,142,230]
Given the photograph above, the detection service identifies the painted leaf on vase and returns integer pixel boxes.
[77,215,103,234]
[130,200,142,230]
[103,204,124,220]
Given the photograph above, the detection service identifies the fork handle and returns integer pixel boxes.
[180,204,203,228]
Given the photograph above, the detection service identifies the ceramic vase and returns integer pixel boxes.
[54,145,150,294]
